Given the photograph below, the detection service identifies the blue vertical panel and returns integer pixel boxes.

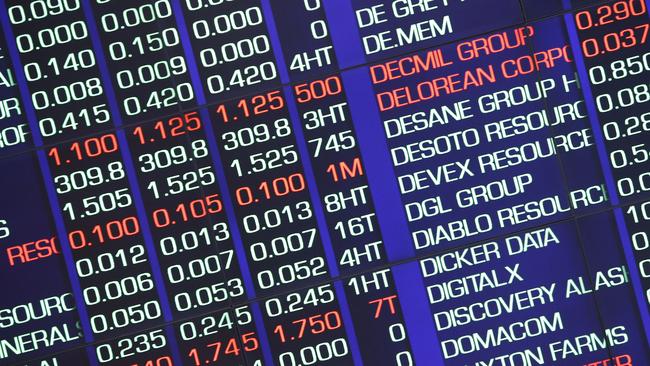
[260,0,290,84]
[322,0,366,69]
[342,64,445,366]
[251,302,277,366]
[340,68,413,263]
[392,261,445,366]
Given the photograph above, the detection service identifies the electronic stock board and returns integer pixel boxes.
[0,0,650,365]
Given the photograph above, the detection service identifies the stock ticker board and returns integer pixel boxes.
[0,0,650,365]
